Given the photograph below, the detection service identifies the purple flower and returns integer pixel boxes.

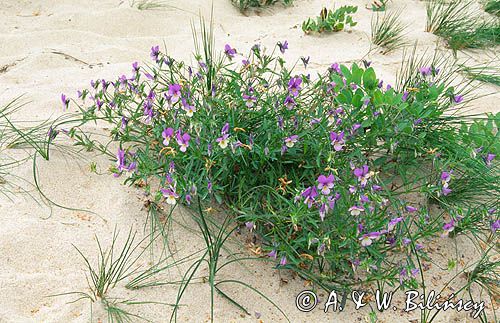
[353,165,371,186]
[245,221,255,231]
[442,186,452,196]
[176,131,191,152]
[360,231,382,247]
[279,255,287,266]
[348,205,365,216]
[442,219,455,234]
[224,44,236,58]
[150,45,160,62]
[278,40,288,54]
[162,128,174,146]
[388,217,404,230]
[288,77,302,97]
[181,98,196,117]
[116,148,126,172]
[453,95,463,104]
[330,63,341,74]
[317,174,334,195]
[216,133,230,149]
[283,96,296,110]
[419,66,432,76]
[132,61,139,75]
[405,205,418,213]
[168,84,181,103]
[301,186,318,208]
[268,249,277,259]
[160,188,179,205]
[242,94,257,108]
[491,220,500,233]
[284,135,299,148]
[402,91,409,102]
[61,94,69,110]
[329,131,345,151]
[484,153,495,166]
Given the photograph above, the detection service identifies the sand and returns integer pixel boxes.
[0,0,498,322]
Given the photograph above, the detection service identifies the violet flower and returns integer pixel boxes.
[491,220,499,233]
[176,131,191,152]
[484,153,495,167]
[245,221,255,231]
[288,77,302,97]
[160,188,179,205]
[61,94,69,110]
[353,165,371,187]
[279,255,287,266]
[317,174,334,195]
[348,205,364,216]
[162,127,174,146]
[453,95,463,104]
[150,45,160,62]
[301,186,318,208]
[224,44,236,58]
[181,98,196,117]
[216,133,230,149]
[442,219,455,235]
[278,40,288,54]
[419,66,432,77]
[329,131,345,151]
[405,205,418,213]
[330,63,341,74]
[284,135,298,148]
[283,96,296,110]
[168,84,181,103]
[360,232,381,247]
[242,94,257,108]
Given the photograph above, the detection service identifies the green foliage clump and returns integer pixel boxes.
[302,6,358,33]
[483,0,500,16]
[426,0,500,52]
[371,10,408,53]
[231,0,293,11]
[52,31,499,297]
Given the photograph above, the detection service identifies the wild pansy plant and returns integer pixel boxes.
[56,33,497,294]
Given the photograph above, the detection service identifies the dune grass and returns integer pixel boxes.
[483,0,500,16]
[231,0,293,12]
[371,10,408,54]
[426,0,500,53]
[460,64,500,86]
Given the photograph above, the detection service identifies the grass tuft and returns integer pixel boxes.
[371,10,408,54]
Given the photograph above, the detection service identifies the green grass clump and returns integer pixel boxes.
[302,6,357,33]
[426,0,500,52]
[483,0,500,16]
[371,10,408,53]
[231,0,293,12]
[460,64,500,86]
[130,0,168,10]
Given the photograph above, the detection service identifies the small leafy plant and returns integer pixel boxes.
[302,6,358,33]
[370,0,390,12]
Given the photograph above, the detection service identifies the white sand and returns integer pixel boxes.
[0,0,498,322]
